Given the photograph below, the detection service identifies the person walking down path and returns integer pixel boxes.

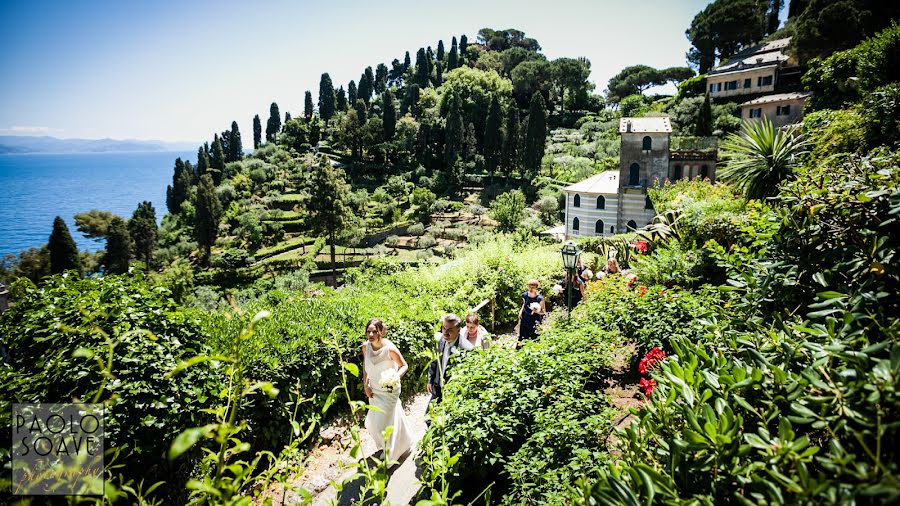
[560,270,586,310]
[460,312,491,351]
[427,314,462,407]
[362,318,412,462]
[518,279,546,342]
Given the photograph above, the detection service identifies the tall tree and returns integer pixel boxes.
[128,201,158,268]
[697,93,714,136]
[552,57,592,114]
[686,0,768,72]
[336,86,348,111]
[483,96,503,182]
[606,65,668,103]
[266,102,281,143]
[197,146,210,178]
[501,105,520,178]
[229,121,243,162]
[319,73,336,124]
[253,114,262,149]
[104,216,131,274]
[374,64,388,94]
[304,91,314,120]
[444,98,465,170]
[48,216,81,275]
[437,39,445,61]
[355,99,368,125]
[348,80,358,105]
[211,134,226,184]
[460,34,469,59]
[767,0,782,35]
[285,111,292,123]
[405,84,421,117]
[166,158,192,214]
[194,174,222,265]
[358,67,375,103]
[524,92,547,179]
[73,210,117,242]
[382,89,397,141]
[448,37,459,70]
[404,51,411,70]
[305,157,355,287]
[416,48,430,88]
[433,61,444,87]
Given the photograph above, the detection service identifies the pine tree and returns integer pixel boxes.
[437,40,445,61]
[194,174,222,265]
[48,216,81,275]
[375,64,388,94]
[502,105,520,178]
[382,89,397,141]
[211,134,226,184]
[697,92,713,136]
[336,86,348,111]
[266,102,281,142]
[524,92,547,179]
[304,91,314,120]
[348,80,357,105]
[404,51,411,70]
[253,114,262,149]
[229,121,243,161]
[444,98,465,170]
[197,146,210,178]
[128,201,157,268]
[448,37,459,70]
[416,48,430,88]
[305,157,354,286]
[319,73,336,124]
[104,216,131,274]
[484,96,502,182]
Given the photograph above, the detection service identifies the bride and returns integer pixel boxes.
[361,318,412,461]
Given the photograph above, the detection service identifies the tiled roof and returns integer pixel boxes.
[709,37,792,76]
[563,171,619,194]
[739,91,812,106]
[619,116,672,133]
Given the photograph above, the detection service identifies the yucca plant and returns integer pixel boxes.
[718,118,808,200]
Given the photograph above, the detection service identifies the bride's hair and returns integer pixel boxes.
[366,318,386,335]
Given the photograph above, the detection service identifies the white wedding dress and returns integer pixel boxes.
[363,339,412,460]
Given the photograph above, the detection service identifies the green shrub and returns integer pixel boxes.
[803,108,868,162]
[489,190,526,232]
[408,223,425,236]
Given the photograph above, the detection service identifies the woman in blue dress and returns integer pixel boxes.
[518,279,546,341]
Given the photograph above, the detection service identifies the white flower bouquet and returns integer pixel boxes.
[379,369,401,393]
[529,302,541,313]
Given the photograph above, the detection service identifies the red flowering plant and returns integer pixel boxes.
[638,346,666,398]
[632,240,649,254]
[636,286,648,297]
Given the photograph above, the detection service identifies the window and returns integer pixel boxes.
[573,194,580,208]
[757,75,773,87]
[743,78,752,88]
[673,165,682,181]
[749,108,762,118]
[610,225,615,234]
[776,104,791,116]
[645,195,654,210]
[595,220,604,234]
[596,195,605,209]
[701,165,709,179]
[627,220,638,231]
[629,163,640,186]
[725,80,738,90]
[572,217,580,231]
[709,82,722,92]
[642,136,652,151]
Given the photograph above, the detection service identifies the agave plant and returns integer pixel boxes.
[718,118,808,200]
[638,209,682,245]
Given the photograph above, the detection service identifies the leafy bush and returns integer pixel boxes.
[630,240,704,288]
[489,190,526,232]
[417,234,437,249]
[408,223,425,236]
[803,108,868,162]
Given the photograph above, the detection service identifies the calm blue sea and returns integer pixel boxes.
[0,151,194,258]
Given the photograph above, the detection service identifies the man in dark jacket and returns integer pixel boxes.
[427,313,461,406]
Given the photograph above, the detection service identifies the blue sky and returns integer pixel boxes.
[0,0,718,143]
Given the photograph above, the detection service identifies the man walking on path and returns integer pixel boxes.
[426,313,462,407]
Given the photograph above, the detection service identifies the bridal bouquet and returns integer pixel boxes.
[379,369,401,393]
[529,302,541,313]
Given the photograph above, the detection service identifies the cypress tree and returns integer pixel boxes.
[464,122,477,161]
[336,86,348,111]
[484,96,502,182]
[405,84,421,118]
[211,134,226,184]
[375,64,388,94]
[305,157,354,287]
[415,48,429,88]
[104,216,132,274]
[697,93,713,136]
[197,146,210,178]
[253,114,262,149]
[194,174,222,265]
[128,201,157,268]
[433,61,444,87]
[167,157,191,214]
[460,35,469,61]
[524,92,547,178]
[348,80,357,105]
[48,216,81,275]
[437,40,445,61]
[319,73,336,124]
[285,112,292,123]
[355,99,368,125]
[309,116,322,146]
[382,89,397,141]
[304,91,314,120]
[426,47,435,78]
[448,37,459,70]
[266,102,281,142]
[502,105,520,178]
[359,67,375,103]
[404,51,411,70]
[229,121,243,161]
[219,128,231,161]
[444,98,465,170]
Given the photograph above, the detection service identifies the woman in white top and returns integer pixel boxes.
[361,318,412,461]
[459,313,491,351]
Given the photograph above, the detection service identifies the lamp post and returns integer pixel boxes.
[561,240,581,319]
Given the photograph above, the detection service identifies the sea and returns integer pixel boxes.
[0,151,194,258]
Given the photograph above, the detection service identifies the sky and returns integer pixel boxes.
[0,0,714,144]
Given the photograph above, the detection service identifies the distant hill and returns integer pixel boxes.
[0,136,196,154]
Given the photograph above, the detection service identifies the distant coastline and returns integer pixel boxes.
[0,135,196,154]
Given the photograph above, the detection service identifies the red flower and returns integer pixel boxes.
[636,286,648,297]
[632,240,649,254]
[658,290,666,296]
[638,347,666,375]
[639,377,657,396]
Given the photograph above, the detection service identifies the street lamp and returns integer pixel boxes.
[561,240,581,318]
